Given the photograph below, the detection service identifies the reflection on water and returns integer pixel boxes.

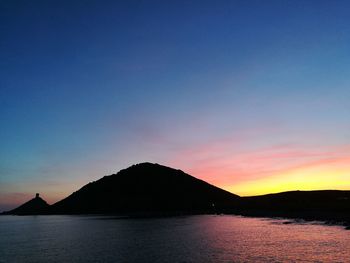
[0,215,349,262]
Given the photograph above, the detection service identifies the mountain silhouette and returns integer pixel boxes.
[49,162,239,214]
[2,163,350,228]
[3,193,49,215]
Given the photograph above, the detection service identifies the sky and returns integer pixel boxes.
[1,0,350,211]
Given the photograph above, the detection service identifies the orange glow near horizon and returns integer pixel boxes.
[224,157,350,196]
[170,143,350,197]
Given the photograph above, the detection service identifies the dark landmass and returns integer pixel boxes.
[235,190,350,228]
[50,163,239,214]
[2,193,49,215]
[2,162,350,229]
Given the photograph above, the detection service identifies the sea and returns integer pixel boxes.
[0,215,349,262]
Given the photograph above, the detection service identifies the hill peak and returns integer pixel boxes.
[120,162,184,174]
[50,162,239,214]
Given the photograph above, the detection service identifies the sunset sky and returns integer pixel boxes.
[1,0,350,211]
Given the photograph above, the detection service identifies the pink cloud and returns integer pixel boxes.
[166,138,350,189]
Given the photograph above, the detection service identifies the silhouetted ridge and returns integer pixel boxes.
[3,193,49,215]
[236,190,350,225]
[4,163,349,228]
[50,162,239,214]
[242,190,350,210]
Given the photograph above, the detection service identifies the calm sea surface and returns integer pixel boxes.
[0,215,349,262]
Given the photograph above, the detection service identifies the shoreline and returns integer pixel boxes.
[2,210,350,230]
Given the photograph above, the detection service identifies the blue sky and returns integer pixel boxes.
[1,0,350,211]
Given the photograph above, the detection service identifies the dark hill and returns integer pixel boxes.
[236,190,350,223]
[50,163,239,214]
[3,193,49,215]
[3,163,350,228]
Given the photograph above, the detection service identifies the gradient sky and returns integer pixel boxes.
[1,0,350,211]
